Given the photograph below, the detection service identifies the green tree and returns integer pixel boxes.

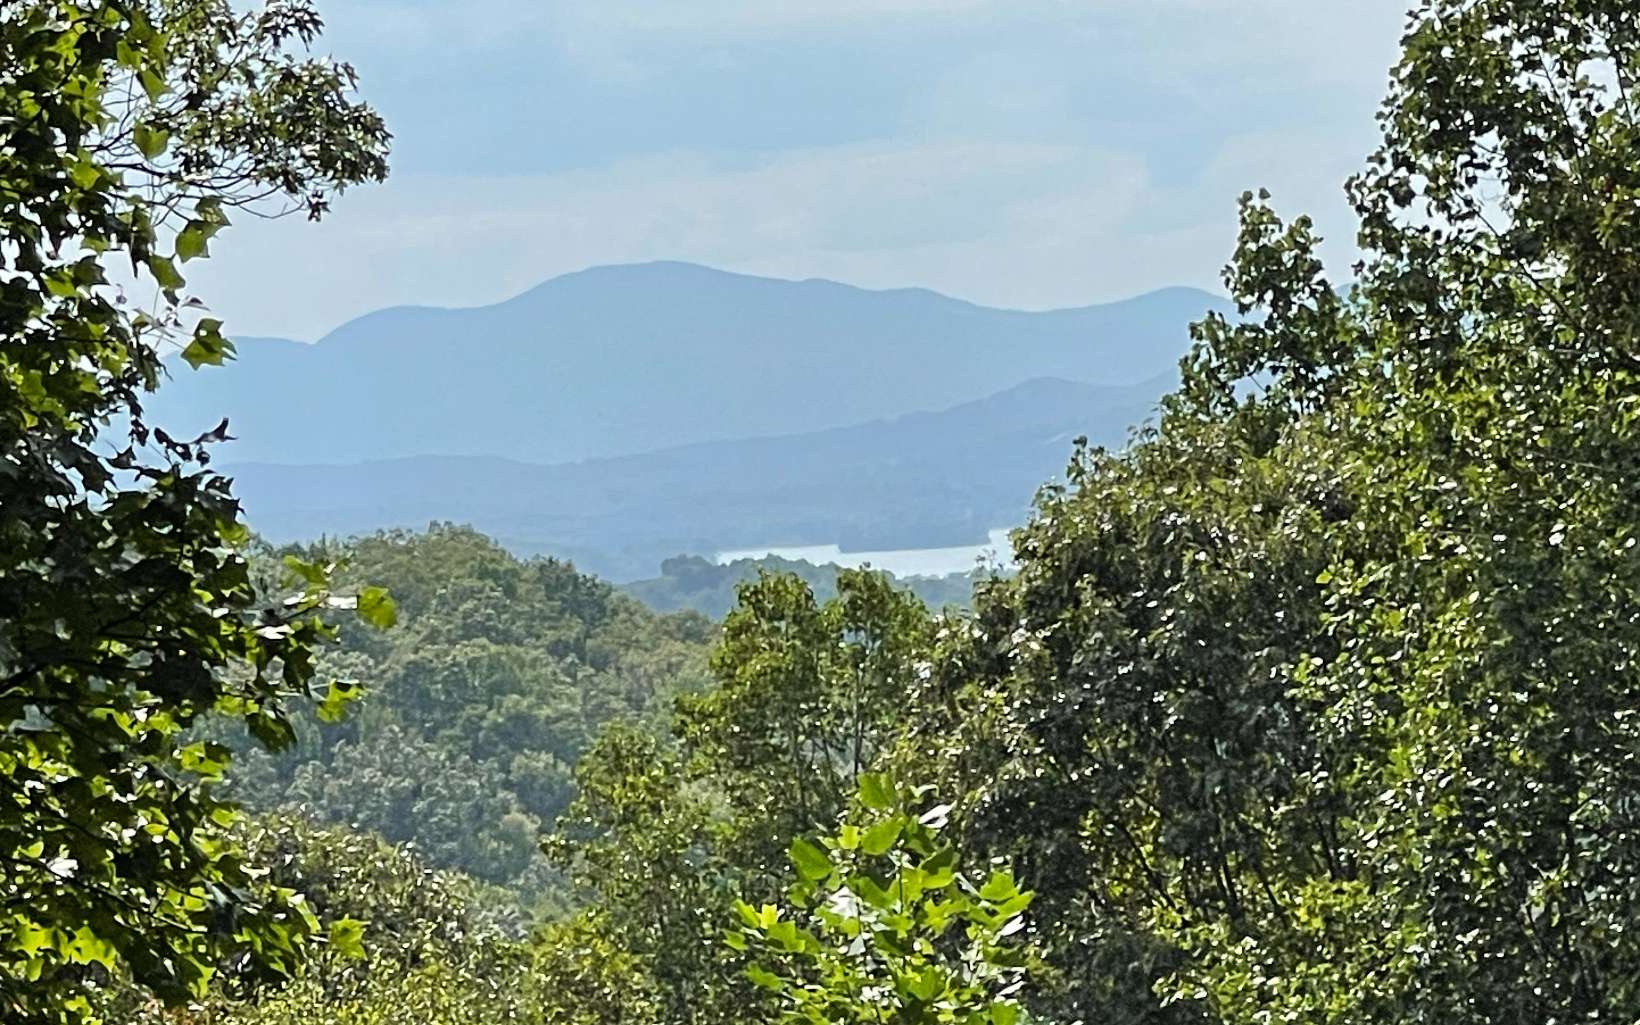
[531,913,660,1025]
[543,724,731,1025]
[0,2,388,1021]
[906,1,1640,1023]
[680,569,934,883]
[538,571,938,1025]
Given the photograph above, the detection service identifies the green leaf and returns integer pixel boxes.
[71,257,106,286]
[745,966,784,993]
[852,876,896,911]
[316,680,359,724]
[767,919,799,951]
[327,918,366,959]
[283,555,330,587]
[181,318,234,369]
[177,741,229,782]
[789,837,832,882]
[978,870,1019,903]
[134,123,169,159]
[246,710,298,752]
[862,817,903,857]
[139,67,168,100]
[64,926,116,970]
[920,846,958,888]
[13,919,49,958]
[906,965,946,1002]
[147,253,185,291]
[859,772,897,810]
[357,586,398,629]
[67,153,101,189]
[837,823,862,850]
[992,892,1033,921]
[196,196,231,225]
[176,220,218,262]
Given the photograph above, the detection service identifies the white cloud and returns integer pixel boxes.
[183,0,1405,338]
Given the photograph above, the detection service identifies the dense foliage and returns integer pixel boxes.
[0,2,387,1021]
[908,1,1640,1021]
[114,816,540,1025]
[537,568,935,1024]
[226,525,713,900]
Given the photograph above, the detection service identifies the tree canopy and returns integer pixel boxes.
[899,1,1640,1021]
[0,2,387,1021]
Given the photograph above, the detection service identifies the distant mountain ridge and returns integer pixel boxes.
[224,373,1173,581]
[146,261,1227,466]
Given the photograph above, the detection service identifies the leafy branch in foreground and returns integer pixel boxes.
[0,1,389,1022]
[732,773,1034,1025]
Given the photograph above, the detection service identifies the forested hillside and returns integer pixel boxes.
[219,527,990,899]
[222,526,714,902]
[109,817,541,1025]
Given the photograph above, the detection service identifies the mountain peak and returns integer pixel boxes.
[508,261,1221,317]
[309,263,1223,345]
[150,263,1229,467]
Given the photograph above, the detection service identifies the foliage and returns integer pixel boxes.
[113,816,538,1025]
[541,723,734,1024]
[226,525,714,900]
[893,1,1640,1023]
[21,1,1640,1024]
[538,570,938,1025]
[0,1,387,1021]
[531,912,661,1025]
[732,773,1033,1025]
[680,568,936,882]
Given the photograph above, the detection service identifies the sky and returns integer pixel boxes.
[194,1,1409,340]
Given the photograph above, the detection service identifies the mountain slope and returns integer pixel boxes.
[146,262,1224,465]
[224,374,1171,580]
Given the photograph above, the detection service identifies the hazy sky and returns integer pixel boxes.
[194,1,1408,339]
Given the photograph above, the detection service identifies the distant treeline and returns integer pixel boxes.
[620,553,988,618]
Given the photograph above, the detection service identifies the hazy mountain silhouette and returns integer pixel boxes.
[146,262,1226,466]
[224,374,1172,581]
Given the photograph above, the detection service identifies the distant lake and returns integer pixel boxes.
[716,528,1015,579]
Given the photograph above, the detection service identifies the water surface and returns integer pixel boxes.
[717,528,1014,578]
